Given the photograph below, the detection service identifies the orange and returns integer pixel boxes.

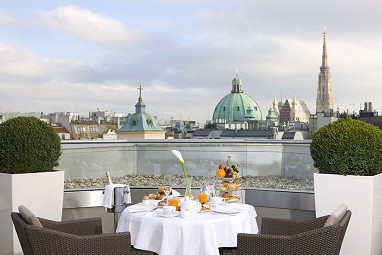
[217,168,226,178]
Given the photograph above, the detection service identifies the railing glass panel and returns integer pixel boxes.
[60,140,315,192]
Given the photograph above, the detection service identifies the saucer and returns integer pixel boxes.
[157,211,179,218]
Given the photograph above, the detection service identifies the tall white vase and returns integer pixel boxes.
[314,172,382,255]
[0,171,64,255]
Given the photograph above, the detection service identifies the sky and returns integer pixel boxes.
[1,0,382,124]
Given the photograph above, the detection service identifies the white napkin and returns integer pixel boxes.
[126,204,156,213]
[103,184,132,209]
[171,189,180,196]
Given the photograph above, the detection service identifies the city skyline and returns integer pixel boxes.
[1,1,382,124]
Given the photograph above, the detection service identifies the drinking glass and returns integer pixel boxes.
[198,193,208,204]
[162,185,172,205]
[169,197,179,211]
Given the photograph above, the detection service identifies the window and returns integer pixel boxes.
[89,126,99,132]
[76,126,86,132]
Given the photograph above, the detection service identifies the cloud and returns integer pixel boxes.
[1,1,382,122]
[37,5,136,44]
[0,42,46,81]
[0,9,19,27]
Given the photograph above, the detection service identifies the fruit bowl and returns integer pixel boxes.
[216,156,240,178]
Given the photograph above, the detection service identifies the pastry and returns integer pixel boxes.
[148,194,157,200]
[157,187,165,194]
[158,201,166,206]
[157,193,166,200]
[201,203,211,211]
[221,192,240,202]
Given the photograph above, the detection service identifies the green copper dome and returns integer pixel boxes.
[266,106,278,120]
[117,87,163,132]
[213,73,262,123]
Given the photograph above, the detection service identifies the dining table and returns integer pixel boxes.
[116,202,258,255]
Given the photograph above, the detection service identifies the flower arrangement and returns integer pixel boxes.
[171,150,192,198]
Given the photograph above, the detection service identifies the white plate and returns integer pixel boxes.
[213,207,245,214]
[157,211,179,218]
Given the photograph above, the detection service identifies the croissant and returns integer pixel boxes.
[148,194,157,200]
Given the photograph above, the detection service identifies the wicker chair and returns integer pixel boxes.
[237,210,351,255]
[11,212,131,255]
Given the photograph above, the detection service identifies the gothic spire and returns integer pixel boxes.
[321,27,328,69]
[316,28,334,115]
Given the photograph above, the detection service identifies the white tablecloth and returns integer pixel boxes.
[116,203,258,255]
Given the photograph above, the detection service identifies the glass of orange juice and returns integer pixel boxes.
[169,197,179,211]
[198,193,208,204]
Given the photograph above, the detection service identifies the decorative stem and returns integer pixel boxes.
[171,150,192,198]
[181,163,192,198]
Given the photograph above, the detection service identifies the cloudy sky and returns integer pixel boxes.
[1,0,382,124]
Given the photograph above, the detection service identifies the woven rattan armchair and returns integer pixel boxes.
[11,212,131,255]
[237,210,351,255]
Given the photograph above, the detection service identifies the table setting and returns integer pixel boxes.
[117,196,258,255]
[116,151,258,255]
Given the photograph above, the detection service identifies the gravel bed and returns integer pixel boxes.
[64,174,314,192]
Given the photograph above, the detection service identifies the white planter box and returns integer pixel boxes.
[0,171,65,255]
[314,172,382,255]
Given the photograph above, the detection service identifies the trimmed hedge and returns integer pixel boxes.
[0,116,61,174]
[310,118,382,176]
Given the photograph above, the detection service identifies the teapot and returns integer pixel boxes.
[180,196,201,215]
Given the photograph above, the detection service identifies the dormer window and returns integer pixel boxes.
[132,120,137,126]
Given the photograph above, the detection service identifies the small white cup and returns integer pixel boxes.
[179,209,191,218]
[162,205,176,215]
[211,196,224,205]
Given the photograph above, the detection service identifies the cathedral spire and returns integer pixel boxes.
[316,28,334,115]
[321,27,328,69]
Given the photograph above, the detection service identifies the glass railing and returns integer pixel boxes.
[59,139,316,193]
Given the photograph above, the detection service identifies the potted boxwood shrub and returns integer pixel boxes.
[310,118,382,255]
[0,116,65,255]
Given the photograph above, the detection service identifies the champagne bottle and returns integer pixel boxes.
[106,171,113,185]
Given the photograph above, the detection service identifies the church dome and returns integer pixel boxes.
[213,73,262,123]
[118,112,162,132]
[117,86,163,133]
[278,98,285,109]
